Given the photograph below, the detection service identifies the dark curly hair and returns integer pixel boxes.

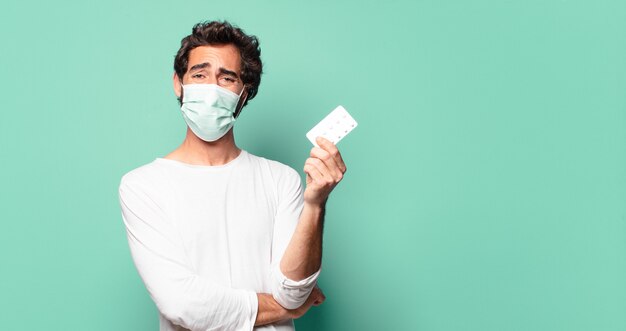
[174,21,263,108]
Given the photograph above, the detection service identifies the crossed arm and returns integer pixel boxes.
[256,137,346,326]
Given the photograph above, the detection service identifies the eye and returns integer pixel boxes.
[218,76,237,86]
[192,73,205,79]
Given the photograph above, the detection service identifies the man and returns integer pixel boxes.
[118,21,346,331]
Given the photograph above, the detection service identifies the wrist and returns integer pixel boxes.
[303,201,326,214]
[255,294,290,326]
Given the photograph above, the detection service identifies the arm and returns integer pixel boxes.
[280,137,346,281]
[119,176,257,331]
[266,138,344,310]
[255,294,288,326]
[255,289,326,326]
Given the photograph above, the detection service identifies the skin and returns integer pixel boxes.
[167,44,346,326]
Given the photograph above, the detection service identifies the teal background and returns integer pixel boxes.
[1,0,625,330]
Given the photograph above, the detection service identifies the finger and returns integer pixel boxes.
[310,147,343,181]
[305,157,334,185]
[303,159,326,185]
[312,288,326,305]
[315,137,347,173]
[307,288,321,304]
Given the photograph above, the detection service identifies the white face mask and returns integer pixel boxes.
[180,84,244,142]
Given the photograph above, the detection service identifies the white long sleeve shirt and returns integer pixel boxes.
[118,150,320,331]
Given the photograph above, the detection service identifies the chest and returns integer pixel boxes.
[168,170,278,268]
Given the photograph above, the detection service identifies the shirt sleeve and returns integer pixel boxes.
[268,166,321,310]
[119,174,258,331]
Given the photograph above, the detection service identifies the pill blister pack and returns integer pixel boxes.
[306,106,358,147]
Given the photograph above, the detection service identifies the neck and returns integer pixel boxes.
[165,127,241,166]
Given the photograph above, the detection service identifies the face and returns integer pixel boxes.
[174,44,245,98]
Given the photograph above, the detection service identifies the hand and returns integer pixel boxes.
[287,286,326,319]
[303,137,347,206]
[255,287,326,325]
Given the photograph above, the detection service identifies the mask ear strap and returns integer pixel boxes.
[234,87,248,119]
[177,79,185,105]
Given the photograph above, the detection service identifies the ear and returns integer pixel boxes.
[173,72,182,98]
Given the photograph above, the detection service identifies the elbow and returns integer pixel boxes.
[155,294,185,325]
[272,287,311,310]
[152,292,199,329]
[271,267,321,309]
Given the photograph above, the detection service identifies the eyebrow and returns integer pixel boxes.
[219,67,239,79]
[188,62,240,79]
[189,62,210,72]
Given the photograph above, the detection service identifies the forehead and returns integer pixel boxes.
[187,44,241,73]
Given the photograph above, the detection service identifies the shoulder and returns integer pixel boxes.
[244,151,301,185]
[118,159,171,198]
[120,160,159,186]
